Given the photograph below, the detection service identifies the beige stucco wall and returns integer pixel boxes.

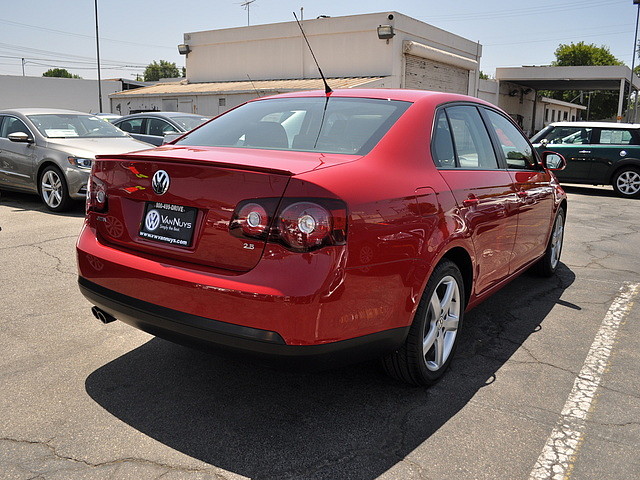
[0,75,121,113]
[184,11,481,92]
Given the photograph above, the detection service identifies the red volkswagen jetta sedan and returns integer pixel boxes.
[77,89,567,385]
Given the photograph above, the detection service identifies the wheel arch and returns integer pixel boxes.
[607,158,640,184]
[36,160,61,193]
[440,246,473,309]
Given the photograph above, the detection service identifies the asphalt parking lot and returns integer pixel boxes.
[1,185,639,480]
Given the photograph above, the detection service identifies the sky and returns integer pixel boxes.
[0,0,638,80]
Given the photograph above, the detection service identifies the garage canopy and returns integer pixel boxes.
[496,65,640,123]
[495,66,640,91]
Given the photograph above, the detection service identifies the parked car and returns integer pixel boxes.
[531,121,640,198]
[0,108,151,211]
[95,113,122,123]
[77,89,567,386]
[113,112,210,146]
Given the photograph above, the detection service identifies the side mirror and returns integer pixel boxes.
[162,133,181,144]
[8,132,33,143]
[542,151,566,170]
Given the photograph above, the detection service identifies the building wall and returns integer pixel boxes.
[112,93,264,117]
[0,75,120,113]
[477,78,499,107]
[184,12,481,92]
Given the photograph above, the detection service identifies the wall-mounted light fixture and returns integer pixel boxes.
[178,44,191,55]
[377,25,395,40]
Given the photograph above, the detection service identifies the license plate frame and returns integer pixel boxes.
[139,201,198,247]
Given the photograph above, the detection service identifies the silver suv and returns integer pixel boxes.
[0,108,150,211]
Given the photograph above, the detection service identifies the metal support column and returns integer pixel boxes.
[617,78,626,122]
[530,90,538,136]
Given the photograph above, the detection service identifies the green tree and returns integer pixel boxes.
[552,41,623,67]
[42,68,81,79]
[479,71,489,80]
[544,42,624,120]
[144,60,180,81]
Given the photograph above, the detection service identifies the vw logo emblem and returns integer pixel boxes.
[145,209,161,231]
[152,170,170,195]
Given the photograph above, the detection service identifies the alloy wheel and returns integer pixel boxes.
[41,169,64,209]
[616,170,640,196]
[549,213,564,270]
[423,275,460,371]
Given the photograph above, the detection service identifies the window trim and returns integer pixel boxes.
[0,114,37,140]
[116,117,147,135]
[592,127,640,146]
[146,117,175,136]
[478,106,543,172]
[430,102,505,171]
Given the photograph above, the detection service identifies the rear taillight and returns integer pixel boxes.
[86,174,108,214]
[236,203,270,237]
[230,198,347,252]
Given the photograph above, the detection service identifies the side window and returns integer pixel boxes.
[446,106,499,169]
[431,110,456,167]
[147,118,177,136]
[484,109,538,170]
[117,118,144,134]
[598,129,635,145]
[0,117,30,138]
[542,126,592,145]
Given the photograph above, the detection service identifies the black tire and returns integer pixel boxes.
[39,165,73,212]
[612,167,640,199]
[382,259,465,386]
[533,207,565,277]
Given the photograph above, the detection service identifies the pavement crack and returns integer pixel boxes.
[0,437,212,473]
[0,234,78,251]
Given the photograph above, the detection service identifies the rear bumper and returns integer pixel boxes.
[79,276,408,368]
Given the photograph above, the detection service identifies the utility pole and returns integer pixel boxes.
[94,0,103,112]
[21,58,25,76]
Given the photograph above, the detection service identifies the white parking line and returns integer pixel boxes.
[529,282,640,480]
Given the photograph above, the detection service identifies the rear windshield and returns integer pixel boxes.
[175,97,411,155]
[28,114,128,138]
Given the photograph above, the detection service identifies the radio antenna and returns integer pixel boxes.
[246,74,261,97]
[293,12,332,95]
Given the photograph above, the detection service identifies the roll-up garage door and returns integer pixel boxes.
[404,54,469,94]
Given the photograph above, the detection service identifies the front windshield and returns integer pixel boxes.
[28,114,128,138]
[168,115,209,131]
[175,97,411,155]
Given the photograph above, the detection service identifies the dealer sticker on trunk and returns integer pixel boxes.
[139,202,197,247]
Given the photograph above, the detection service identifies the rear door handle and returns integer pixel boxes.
[463,195,479,208]
[578,150,591,154]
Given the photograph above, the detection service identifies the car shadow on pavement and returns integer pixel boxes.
[0,190,85,217]
[561,184,620,199]
[85,265,575,480]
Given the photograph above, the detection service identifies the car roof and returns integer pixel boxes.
[258,88,493,105]
[0,108,95,116]
[117,112,206,119]
[548,121,640,129]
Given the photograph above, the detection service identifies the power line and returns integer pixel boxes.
[425,0,619,22]
[24,60,143,71]
[484,28,634,47]
[0,18,174,50]
[0,54,146,68]
[0,43,146,67]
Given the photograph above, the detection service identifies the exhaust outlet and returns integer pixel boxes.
[91,306,116,324]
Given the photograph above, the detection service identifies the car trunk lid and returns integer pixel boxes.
[91,146,357,272]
